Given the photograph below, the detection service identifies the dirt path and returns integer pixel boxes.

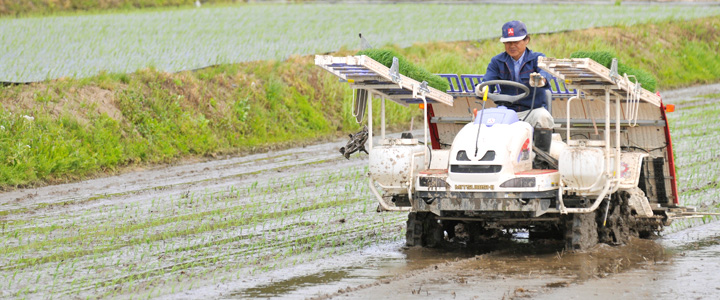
[1,86,719,299]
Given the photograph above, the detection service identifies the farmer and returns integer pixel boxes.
[483,20,555,129]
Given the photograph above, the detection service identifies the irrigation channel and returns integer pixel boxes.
[1,84,720,299]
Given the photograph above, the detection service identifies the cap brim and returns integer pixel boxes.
[500,35,526,43]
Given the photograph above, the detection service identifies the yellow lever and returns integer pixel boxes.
[482,86,489,102]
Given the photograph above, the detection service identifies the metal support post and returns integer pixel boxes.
[423,97,428,168]
[615,94,621,185]
[381,96,386,140]
[605,87,611,178]
[368,91,373,150]
[566,92,580,143]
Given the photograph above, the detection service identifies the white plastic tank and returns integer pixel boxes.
[369,138,426,192]
[549,133,567,161]
[559,146,605,193]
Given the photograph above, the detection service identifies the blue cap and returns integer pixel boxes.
[500,21,527,43]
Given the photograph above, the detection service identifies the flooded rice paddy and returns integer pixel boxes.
[1,85,719,299]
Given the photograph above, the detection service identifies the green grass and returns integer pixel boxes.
[402,17,720,89]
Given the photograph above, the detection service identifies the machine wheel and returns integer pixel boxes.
[564,212,598,251]
[422,213,444,248]
[405,212,445,248]
[465,222,503,244]
[443,220,459,241]
[405,212,423,247]
[634,217,663,239]
[598,192,638,245]
[528,224,564,240]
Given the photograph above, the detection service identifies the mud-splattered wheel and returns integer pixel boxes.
[406,212,423,247]
[564,212,598,251]
[598,192,638,245]
[423,214,444,248]
[464,222,503,245]
[405,212,444,248]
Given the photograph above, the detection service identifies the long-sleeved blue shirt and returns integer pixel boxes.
[483,48,553,112]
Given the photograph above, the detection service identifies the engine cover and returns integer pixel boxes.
[447,117,533,186]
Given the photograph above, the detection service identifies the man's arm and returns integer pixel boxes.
[483,58,501,92]
[484,58,500,81]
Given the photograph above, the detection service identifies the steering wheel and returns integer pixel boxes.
[474,80,530,104]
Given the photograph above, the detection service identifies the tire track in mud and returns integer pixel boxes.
[298,222,720,300]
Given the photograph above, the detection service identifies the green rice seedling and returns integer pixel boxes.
[570,51,657,91]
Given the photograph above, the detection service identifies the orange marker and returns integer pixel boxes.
[665,104,675,113]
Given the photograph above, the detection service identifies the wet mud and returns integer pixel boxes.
[235,224,720,300]
[2,88,720,299]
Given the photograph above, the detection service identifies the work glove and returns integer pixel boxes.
[529,72,546,87]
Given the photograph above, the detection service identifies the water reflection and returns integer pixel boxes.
[230,232,720,299]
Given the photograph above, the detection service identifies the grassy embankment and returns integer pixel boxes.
[1,17,719,189]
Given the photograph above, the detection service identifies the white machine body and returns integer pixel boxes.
[559,143,648,196]
[447,122,534,186]
[369,138,425,194]
[414,107,561,195]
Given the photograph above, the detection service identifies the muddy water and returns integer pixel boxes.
[227,222,720,300]
[2,87,720,299]
[218,86,720,299]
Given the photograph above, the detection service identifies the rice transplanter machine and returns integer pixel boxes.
[316,54,704,250]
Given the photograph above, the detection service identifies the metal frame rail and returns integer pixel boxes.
[538,57,662,214]
[315,55,453,106]
[315,55,455,212]
[539,57,661,106]
[437,74,577,97]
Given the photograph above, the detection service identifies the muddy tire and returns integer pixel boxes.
[565,212,598,251]
[405,212,444,248]
[634,217,663,239]
[598,192,638,245]
[423,214,444,248]
[464,222,503,244]
[406,212,423,247]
